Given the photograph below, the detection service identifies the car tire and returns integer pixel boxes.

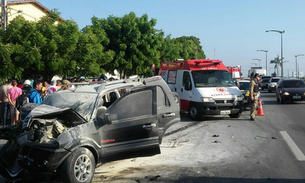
[189,104,201,121]
[229,112,241,118]
[172,92,180,108]
[61,147,96,183]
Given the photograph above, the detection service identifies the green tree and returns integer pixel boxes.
[270,55,281,77]
[172,36,205,59]
[158,35,180,63]
[72,22,114,77]
[95,12,163,78]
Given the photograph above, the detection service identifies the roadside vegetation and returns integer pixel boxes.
[0,10,205,83]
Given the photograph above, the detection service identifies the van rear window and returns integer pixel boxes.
[167,70,177,84]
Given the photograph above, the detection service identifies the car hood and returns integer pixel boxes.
[22,104,87,129]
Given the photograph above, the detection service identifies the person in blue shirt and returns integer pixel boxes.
[29,80,43,104]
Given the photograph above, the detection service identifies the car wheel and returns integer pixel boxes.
[61,147,95,183]
[229,112,241,118]
[189,104,201,121]
[172,92,180,108]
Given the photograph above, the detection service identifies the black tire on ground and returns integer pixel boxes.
[61,147,96,183]
[229,112,242,118]
[188,104,201,121]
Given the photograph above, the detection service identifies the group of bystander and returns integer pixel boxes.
[0,77,79,127]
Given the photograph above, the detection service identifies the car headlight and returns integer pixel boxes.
[271,85,275,87]
[283,92,289,95]
[201,97,215,103]
[237,96,243,101]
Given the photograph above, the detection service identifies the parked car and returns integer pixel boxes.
[268,77,281,92]
[0,76,181,183]
[276,78,305,103]
[235,79,261,110]
[259,76,271,90]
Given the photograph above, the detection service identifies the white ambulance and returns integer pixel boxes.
[159,59,243,120]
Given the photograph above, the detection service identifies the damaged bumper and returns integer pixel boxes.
[18,141,70,173]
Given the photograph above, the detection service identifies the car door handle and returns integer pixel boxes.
[142,123,157,130]
[162,113,176,118]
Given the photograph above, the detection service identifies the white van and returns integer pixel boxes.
[159,59,243,120]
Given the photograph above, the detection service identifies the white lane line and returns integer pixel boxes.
[280,131,305,161]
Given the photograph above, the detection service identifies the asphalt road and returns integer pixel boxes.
[1,91,305,183]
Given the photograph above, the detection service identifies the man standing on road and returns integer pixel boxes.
[8,80,22,125]
[249,73,260,121]
[29,80,43,104]
[0,80,12,126]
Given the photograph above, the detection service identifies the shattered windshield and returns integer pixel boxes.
[42,92,98,121]
[192,70,235,87]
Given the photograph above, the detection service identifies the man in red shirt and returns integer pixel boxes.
[8,80,22,125]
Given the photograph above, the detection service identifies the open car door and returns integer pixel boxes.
[99,86,160,155]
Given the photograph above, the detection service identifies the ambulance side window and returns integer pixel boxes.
[183,72,192,90]
[167,71,177,84]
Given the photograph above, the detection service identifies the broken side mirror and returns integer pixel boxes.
[103,113,111,124]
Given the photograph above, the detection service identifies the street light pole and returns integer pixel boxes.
[1,0,8,31]
[257,50,268,75]
[295,54,304,78]
[266,30,285,77]
[253,58,261,67]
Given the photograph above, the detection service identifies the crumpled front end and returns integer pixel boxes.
[0,106,87,180]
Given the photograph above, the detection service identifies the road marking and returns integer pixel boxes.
[280,131,305,161]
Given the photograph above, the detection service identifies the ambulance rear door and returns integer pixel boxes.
[176,70,193,111]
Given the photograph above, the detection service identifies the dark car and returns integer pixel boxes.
[259,76,271,90]
[276,78,305,103]
[268,77,281,92]
[0,76,180,183]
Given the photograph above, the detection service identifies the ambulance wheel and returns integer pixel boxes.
[189,105,201,121]
[229,112,241,118]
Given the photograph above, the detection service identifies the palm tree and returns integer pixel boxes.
[270,55,281,76]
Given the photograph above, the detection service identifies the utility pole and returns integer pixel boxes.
[1,0,7,31]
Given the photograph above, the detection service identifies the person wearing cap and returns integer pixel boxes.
[62,80,71,90]
[249,73,260,121]
[48,80,59,94]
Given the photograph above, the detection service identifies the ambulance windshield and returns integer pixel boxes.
[191,70,235,87]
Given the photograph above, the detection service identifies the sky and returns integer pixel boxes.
[31,0,305,76]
